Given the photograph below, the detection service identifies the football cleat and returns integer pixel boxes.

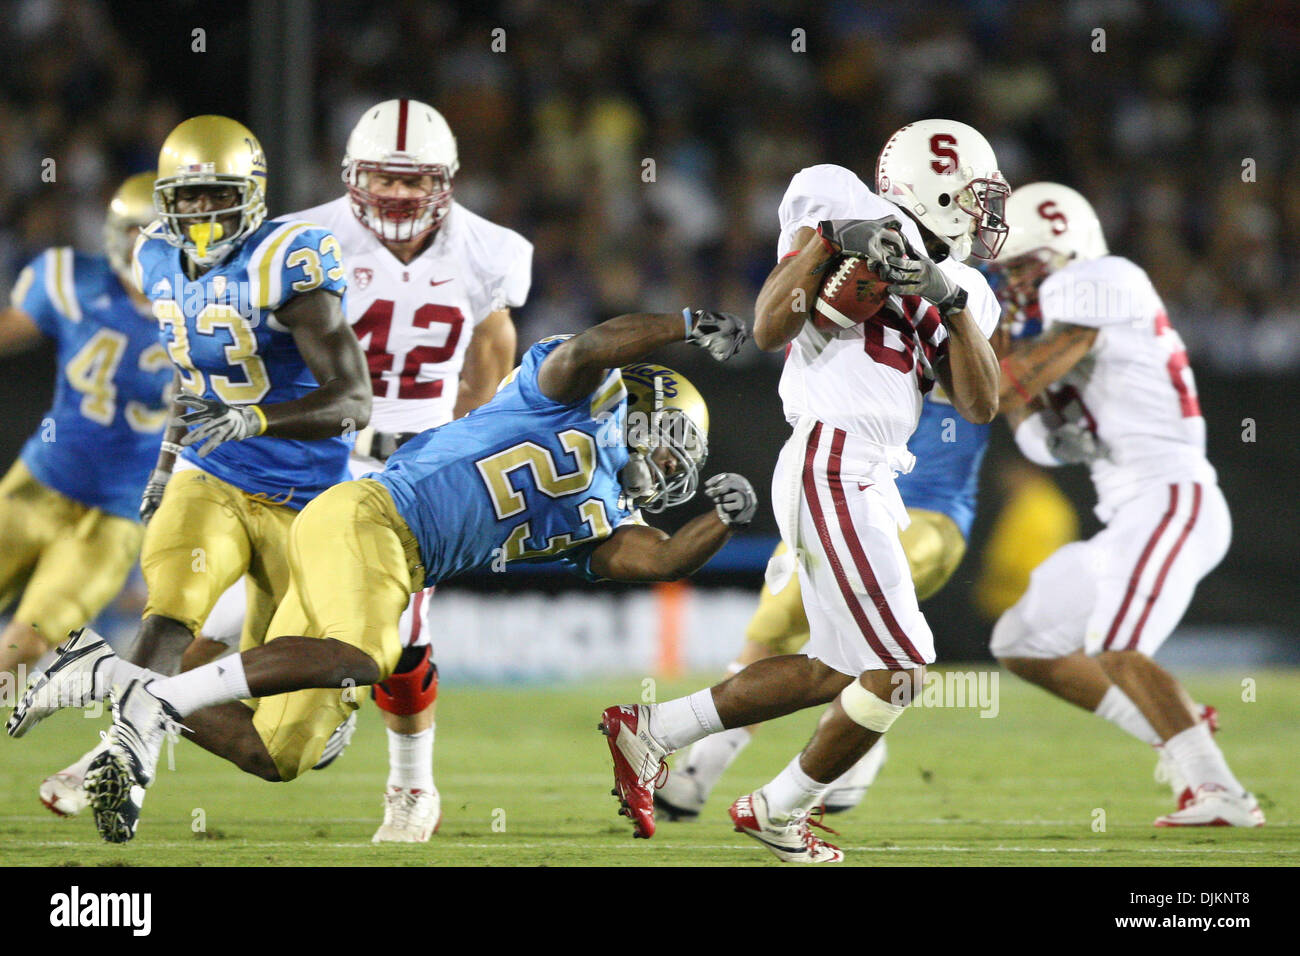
[1153,785,1264,828]
[6,627,114,738]
[599,704,669,839]
[729,790,844,863]
[84,679,184,843]
[372,785,442,843]
[654,766,707,822]
[313,711,358,770]
[38,737,110,818]
[823,738,888,814]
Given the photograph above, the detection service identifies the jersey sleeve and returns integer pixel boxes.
[466,227,534,324]
[512,335,625,421]
[777,165,857,257]
[960,270,1001,338]
[1038,257,1152,329]
[9,249,65,336]
[251,222,347,312]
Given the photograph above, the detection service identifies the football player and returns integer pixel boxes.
[24,115,372,835]
[180,99,532,842]
[599,121,1004,861]
[9,308,753,845]
[0,173,170,687]
[988,183,1260,826]
[654,385,990,819]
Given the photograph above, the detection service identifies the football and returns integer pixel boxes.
[812,254,891,332]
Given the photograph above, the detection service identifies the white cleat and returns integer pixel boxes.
[7,628,115,738]
[823,738,888,814]
[729,790,844,863]
[653,764,708,821]
[38,738,110,818]
[313,711,358,770]
[84,679,183,843]
[373,786,442,843]
[1154,784,1264,828]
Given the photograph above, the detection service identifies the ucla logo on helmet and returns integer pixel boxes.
[621,363,679,398]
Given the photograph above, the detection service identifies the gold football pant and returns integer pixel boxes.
[0,461,143,645]
[254,478,424,781]
[746,508,966,656]
[140,468,297,649]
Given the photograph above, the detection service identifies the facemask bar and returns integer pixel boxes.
[958,177,1011,260]
[154,175,261,264]
[343,162,453,243]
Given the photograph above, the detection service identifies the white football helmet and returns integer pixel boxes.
[998,182,1108,263]
[342,99,458,243]
[875,119,1010,261]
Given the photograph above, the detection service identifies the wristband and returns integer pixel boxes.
[682,308,694,339]
[160,441,184,457]
[248,404,268,436]
[1000,359,1032,402]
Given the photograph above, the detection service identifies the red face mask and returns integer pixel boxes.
[958,177,1011,260]
[346,163,453,243]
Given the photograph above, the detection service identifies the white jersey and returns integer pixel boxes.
[282,197,533,433]
[1029,255,1217,520]
[776,165,1000,452]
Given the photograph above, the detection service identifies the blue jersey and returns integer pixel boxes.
[896,393,989,538]
[134,219,352,508]
[13,249,171,520]
[375,338,640,586]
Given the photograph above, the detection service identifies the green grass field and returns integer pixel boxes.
[2,669,1297,866]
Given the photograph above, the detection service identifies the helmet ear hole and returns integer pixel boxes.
[937,193,951,207]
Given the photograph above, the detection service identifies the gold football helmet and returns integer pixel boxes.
[620,363,709,511]
[103,171,158,284]
[154,115,268,267]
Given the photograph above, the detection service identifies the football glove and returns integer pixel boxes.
[818,218,908,263]
[879,245,967,317]
[704,473,757,528]
[685,310,748,362]
[139,468,171,524]
[177,393,265,458]
[1046,421,1108,465]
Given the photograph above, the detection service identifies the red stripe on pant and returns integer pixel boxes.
[801,422,909,670]
[1103,484,1179,651]
[825,427,925,665]
[1123,484,1202,650]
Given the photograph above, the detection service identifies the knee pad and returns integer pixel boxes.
[839,680,906,733]
[373,644,438,716]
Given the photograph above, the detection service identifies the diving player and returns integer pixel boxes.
[23,115,372,835]
[654,389,988,820]
[989,183,1259,826]
[0,173,170,688]
[9,308,752,844]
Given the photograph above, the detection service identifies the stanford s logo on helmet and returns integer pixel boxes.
[343,99,458,244]
[875,119,1010,261]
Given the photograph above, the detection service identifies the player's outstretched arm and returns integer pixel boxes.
[257,289,373,437]
[588,473,756,582]
[454,308,517,418]
[538,310,748,404]
[997,322,1099,413]
[0,306,44,359]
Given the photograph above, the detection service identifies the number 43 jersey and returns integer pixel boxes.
[372,337,640,586]
[134,218,354,507]
[285,197,533,433]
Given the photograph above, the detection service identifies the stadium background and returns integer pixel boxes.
[0,0,1296,677]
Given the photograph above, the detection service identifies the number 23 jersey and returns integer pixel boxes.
[372,337,639,586]
[285,197,533,433]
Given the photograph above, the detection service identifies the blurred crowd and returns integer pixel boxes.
[2,0,1298,371]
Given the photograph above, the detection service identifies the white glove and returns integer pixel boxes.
[704,473,757,528]
[177,394,265,458]
[1046,421,1108,465]
[686,310,749,362]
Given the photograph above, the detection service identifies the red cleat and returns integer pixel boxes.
[598,705,668,839]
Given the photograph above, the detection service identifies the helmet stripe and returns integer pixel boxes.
[396,98,409,151]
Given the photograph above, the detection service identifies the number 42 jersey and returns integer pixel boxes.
[372,337,640,586]
[285,197,533,433]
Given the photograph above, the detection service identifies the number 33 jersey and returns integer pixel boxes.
[776,164,1000,450]
[1025,255,1217,521]
[285,197,533,433]
[372,337,639,586]
[133,219,353,507]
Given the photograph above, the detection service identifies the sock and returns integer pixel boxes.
[680,727,753,799]
[386,724,435,792]
[1093,686,1162,746]
[148,655,251,717]
[649,689,724,752]
[1163,722,1245,794]
[94,657,155,701]
[761,753,831,822]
